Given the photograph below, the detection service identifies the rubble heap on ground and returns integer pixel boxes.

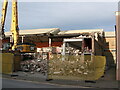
[20,59,47,75]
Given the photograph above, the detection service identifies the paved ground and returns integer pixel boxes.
[2,78,85,88]
[2,67,119,89]
[2,78,118,90]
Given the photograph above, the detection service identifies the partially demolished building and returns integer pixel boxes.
[55,29,105,56]
[2,28,116,68]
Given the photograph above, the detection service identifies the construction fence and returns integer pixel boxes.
[0,53,14,74]
[47,54,106,81]
[0,53,21,74]
[1,52,106,81]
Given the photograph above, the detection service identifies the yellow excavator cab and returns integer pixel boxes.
[16,43,36,53]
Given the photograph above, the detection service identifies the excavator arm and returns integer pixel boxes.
[0,0,36,52]
[10,0,19,50]
[0,0,8,39]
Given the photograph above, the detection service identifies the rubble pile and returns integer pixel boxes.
[52,47,62,54]
[20,59,47,75]
[65,47,82,55]
[83,47,92,53]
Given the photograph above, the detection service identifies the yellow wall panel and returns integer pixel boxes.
[0,53,14,74]
[48,55,106,81]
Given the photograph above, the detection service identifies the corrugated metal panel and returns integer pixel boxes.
[5,28,60,36]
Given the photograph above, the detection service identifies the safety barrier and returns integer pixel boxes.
[47,55,106,81]
[0,53,14,74]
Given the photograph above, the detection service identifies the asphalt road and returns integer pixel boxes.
[2,78,81,88]
[2,78,118,90]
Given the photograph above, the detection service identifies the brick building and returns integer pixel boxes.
[104,31,116,66]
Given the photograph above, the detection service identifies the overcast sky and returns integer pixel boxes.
[0,2,118,32]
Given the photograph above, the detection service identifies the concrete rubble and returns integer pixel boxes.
[20,59,47,75]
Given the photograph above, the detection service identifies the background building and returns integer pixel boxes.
[104,31,116,66]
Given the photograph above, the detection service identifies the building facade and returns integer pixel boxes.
[104,32,116,66]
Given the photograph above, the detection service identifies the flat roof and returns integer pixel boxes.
[5,28,60,37]
[5,28,113,38]
[58,29,104,35]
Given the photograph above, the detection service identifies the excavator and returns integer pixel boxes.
[0,0,36,72]
[0,0,36,53]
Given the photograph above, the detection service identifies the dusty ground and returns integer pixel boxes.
[100,67,116,80]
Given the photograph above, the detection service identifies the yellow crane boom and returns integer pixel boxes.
[10,0,19,50]
[0,0,36,52]
[0,0,19,50]
[0,0,8,39]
